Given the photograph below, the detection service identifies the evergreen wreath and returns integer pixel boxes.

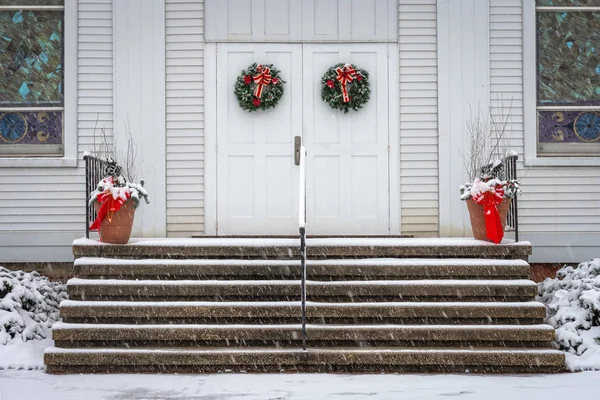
[320,63,370,113]
[234,63,285,112]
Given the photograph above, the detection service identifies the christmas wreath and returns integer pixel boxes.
[320,63,370,113]
[234,63,285,112]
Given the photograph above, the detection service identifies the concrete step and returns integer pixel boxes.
[74,257,531,280]
[66,278,538,302]
[52,323,556,349]
[59,300,547,325]
[44,346,565,374]
[73,238,531,260]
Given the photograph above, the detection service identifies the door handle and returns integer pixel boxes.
[294,136,302,165]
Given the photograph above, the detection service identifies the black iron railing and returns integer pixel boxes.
[481,154,519,242]
[84,154,107,239]
[298,145,307,350]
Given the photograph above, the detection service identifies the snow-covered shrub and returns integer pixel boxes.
[538,259,600,355]
[0,268,67,345]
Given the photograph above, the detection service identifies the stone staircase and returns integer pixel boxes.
[44,238,565,373]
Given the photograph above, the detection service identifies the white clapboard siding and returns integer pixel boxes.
[0,0,113,262]
[399,0,439,237]
[490,0,600,262]
[165,0,205,237]
[78,0,114,160]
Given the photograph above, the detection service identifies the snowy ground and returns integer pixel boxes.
[0,337,50,371]
[0,370,599,400]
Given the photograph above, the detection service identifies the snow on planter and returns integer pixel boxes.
[538,259,600,370]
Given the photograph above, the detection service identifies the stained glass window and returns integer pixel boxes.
[536,1,600,155]
[0,1,64,156]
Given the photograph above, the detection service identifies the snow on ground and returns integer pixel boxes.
[0,370,598,400]
[0,337,50,371]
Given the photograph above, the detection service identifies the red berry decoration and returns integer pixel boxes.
[234,63,285,112]
[326,80,335,88]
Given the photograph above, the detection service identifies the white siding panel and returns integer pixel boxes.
[490,0,600,263]
[0,0,113,262]
[399,0,439,237]
[166,0,205,237]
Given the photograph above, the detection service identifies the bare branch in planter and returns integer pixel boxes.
[460,100,513,182]
[117,121,138,183]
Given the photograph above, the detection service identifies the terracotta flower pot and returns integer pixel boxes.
[94,200,136,244]
[466,197,511,243]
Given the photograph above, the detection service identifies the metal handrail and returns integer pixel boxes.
[480,154,519,242]
[298,145,307,350]
[84,154,108,239]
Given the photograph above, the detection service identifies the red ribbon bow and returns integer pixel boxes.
[89,181,131,231]
[472,186,505,244]
[253,65,272,98]
[335,65,357,103]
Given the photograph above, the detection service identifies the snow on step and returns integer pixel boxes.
[75,257,530,267]
[73,237,531,248]
[66,278,538,301]
[45,346,563,356]
[43,346,565,373]
[73,257,531,280]
[51,322,555,344]
[72,238,532,259]
[59,300,547,322]
[67,278,537,287]
[60,300,546,308]
[52,322,555,331]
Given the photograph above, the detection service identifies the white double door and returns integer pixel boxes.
[216,43,391,235]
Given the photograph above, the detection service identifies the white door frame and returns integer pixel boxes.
[388,43,401,235]
[204,42,400,235]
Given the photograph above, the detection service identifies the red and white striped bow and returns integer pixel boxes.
[253,64,272,98]
[335,64,357,103]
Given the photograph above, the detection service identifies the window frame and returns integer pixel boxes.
[524,0,600,166]
[0,0,77,167]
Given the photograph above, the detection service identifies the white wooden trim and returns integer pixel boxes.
[0,5,64,10]
[438,0,490,237]
[524,157,600,167]
[523,0,600,167]
[0,232,80,263]
[388,42,401,235]
[523,0,537,166]
[437,0,451,237]
[113,0,166,238]
[0,0,77,168]
[0,157,77,167]
[63,0,78,164]
[205,0,397,42]
[204,43,218,235]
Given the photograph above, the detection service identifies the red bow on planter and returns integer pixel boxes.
[472,186,505,244]
[335,65,356,103]
[89,187,131,231]
[253,65,272,98]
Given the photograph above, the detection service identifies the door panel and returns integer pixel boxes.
[216,44,302,234]
[216,43,390,235]
[303,44,390,234]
